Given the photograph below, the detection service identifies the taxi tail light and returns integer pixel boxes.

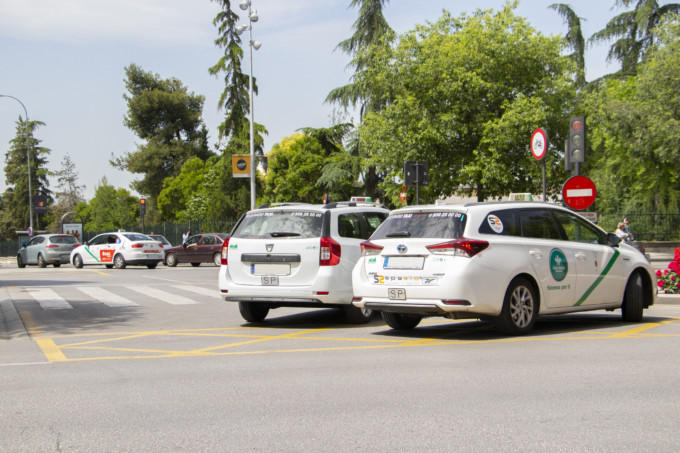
[131,243,144,248]
[426,237,489,257]
[221,237,230,265]
[320,236,341,266]
[360,240,383,257]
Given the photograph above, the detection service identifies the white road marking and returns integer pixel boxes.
[126,285,198,305]
[25,288,72,310]
[171,285,220,299]
[77,286,139,307]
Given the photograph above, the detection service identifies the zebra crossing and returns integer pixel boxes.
[8,284,222,310]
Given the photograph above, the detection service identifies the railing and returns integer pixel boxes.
[596,212,680,242]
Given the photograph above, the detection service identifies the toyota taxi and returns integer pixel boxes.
[352,202,656,335]
[71,232,164,269]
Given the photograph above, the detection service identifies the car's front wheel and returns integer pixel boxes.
[165,253,177,267]
[238,302,269,322]
[344,305,373,324]
[113,254,127,269]
[213,252,221,266]
[73,254,84,269]
[17,255,26,269]
[382,312,422,330]
[622,271,644,322]
[495,277,538,335]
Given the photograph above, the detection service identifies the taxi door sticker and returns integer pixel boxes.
[549,248,568,281]
[487,215,504,234]
[100,249,114,262]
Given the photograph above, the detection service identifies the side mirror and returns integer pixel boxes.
[607,232,621,247]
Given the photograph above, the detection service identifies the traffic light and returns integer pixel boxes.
[567,116,586,163]
[140,198,146,216]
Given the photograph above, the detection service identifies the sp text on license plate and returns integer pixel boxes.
[262,276,279,286]
[388,288,406,300]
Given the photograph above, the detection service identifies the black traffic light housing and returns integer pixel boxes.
[567,116,586,164]
[140,198,146,216]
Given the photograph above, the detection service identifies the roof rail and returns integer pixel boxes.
[323,201,389,209]
[256,202,312,209]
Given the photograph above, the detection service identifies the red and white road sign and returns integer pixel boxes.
[562,175,596,210]
[531,128,548,160]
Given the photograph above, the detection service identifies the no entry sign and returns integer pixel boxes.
[562,175,596,210]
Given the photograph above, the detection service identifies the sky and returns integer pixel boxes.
[0,0,626,200]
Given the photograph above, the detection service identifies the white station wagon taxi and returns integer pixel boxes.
[352,202,656,335]
[71,232,164,269]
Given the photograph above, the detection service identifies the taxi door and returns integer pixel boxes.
[519,209,577,308]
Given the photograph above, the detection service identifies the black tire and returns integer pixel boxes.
[73,254,84,269]
[382,312,422,330]
[37,254,47,268]
[213,253,221,267]
[622,271,644,322]
[17,255,26,269]
[53,262,61,268]
[191,262,201,267]
[495,277,538,335]
[147,262,158,269]
[165,253,177,267]
[113,254,127,269]
[343,305,373,324]
[238,302,269,322]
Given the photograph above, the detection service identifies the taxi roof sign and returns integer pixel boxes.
[350,197,372,202]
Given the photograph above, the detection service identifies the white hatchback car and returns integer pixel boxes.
[352,202,656,335]
[71,232,165,269]
[219,202,390,323]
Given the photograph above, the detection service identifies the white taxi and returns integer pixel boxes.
[352,202,656,335]
[71,231,164,269]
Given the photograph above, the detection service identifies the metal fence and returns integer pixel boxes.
[596,212,680,241]
[0,218,239,257]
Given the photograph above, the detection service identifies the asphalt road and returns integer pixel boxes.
[1,263,680,452]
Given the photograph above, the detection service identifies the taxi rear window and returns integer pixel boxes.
[233,211,323,239]
[370,212,466,240]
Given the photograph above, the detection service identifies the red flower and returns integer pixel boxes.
[656,270,662,277]
[658,280,665,287]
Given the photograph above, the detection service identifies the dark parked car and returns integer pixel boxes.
[164,233,229,267]
[17,234,80,268]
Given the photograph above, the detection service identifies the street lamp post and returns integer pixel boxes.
[236,0,261,210]
[0,94,34,232]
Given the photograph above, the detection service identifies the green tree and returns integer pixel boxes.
[357,5,575,204]
[585,16,680,213]
[590,0,680,76]
[111,64,213,208]
[76,177,139,231]
[0,117,52,238]
[47,153,85,232]
[549,3,587,88]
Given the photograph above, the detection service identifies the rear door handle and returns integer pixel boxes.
[575,252,587,260]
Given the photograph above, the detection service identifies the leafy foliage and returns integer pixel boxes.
[76,177,139,231]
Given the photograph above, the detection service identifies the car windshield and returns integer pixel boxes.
[233,211,324,239]
[371,211,467,240]
[50,235,78,244]
[123,233,153,242]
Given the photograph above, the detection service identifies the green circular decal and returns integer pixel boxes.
[550,248,568,282]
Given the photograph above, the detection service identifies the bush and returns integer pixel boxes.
[656,247,680,294]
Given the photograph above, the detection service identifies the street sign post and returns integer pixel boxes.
[562,175,596,210]
[531,128,548,201]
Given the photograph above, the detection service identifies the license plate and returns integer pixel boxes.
[262,276,279,286]
[388,288,406,300]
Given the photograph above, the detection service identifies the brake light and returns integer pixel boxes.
[320,236,341,266]
[131,243,144,248]
[426,237,489,257]
[73,244,80,248]
[45,244,59,248]
[360,240,383,257]
[158,243,164,248]
[221,237,230,265]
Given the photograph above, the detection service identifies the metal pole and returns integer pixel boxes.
[247,6,256,210]
[542,160,546,202]
[0,94,33,232]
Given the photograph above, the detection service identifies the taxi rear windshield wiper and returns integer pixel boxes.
[270,232,301,237]
[386,231,411,238]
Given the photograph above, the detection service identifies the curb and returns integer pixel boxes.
[0,288,29,340]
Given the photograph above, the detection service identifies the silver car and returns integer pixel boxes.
[17,234,80,268]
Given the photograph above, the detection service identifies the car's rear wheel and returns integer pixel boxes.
[622,271,644,322]
[73,254,84,269]
[382,312,422,330]
[114,254,127,269]
[343,305,373,324]
[213,252,221,266]
[495,277,537,335]
[17,255,26,269]
[165,253,177,267]
[53,262,61,268]
[38,254,47,268]
[191,262,200,267]
[147,263,158,269]
[238,302,269,322]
